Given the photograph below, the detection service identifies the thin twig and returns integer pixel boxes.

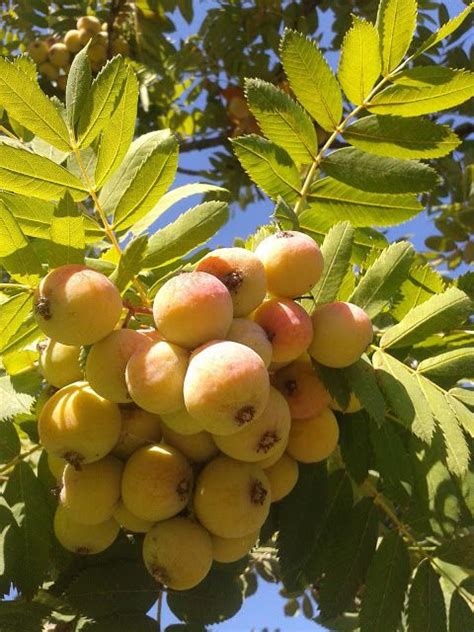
[156,589,163,631]
[0,445,41,475]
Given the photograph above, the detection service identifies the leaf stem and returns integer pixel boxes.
[156,589,163,631]
[0,444,41,475]
[0,283,32,291]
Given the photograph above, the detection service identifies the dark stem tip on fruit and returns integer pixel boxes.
[250,479,268,506]
[34,295,52,320]
[76,546,91,555]
[257,430,279,453]
[222,270,244,293]
[63,451,84,471]
[50,484,62,497]
[151,564,169,587]
[285,379,297,396]
[276,231,293,239]
[235,405,255,426]
[176,477,191,501]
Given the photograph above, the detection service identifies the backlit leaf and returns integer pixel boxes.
[376,0,417,74]
[311,221,354,305]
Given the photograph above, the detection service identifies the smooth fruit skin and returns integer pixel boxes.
[308,302,373,368]
[54,504,119,555]
[33,265,123,346]
[88,42,107,63]
[330,392,363,414]
[47,453,65,481]
[126,341,189,414]
[211,531,259,563]
[64,29,82,52]
[273,356,330,419]
[161,425,218,463]
[287,408,339,463]
[39,339,82,388]
[121,445,193,522]
[86,329,151,403]
[257,437,287,468]
[264,453,299,502]
[184,341,270,436]
[194,455,271,538]
[48,43,71,68]
[253,298,313,364]
[77,16,102,33]
[196,248,266,317]
[111,37,130,55]
[214,387,290,462]
[39,61,59,81]
[112,405,162,460]
[113,500,154,533]
[60,456,123,525]
[161,407,204,435]
[226,318,272,368]
[152,272,233,349]
[39,381,122,468]
[143,517,213,590]
[255,231,323,298]
[27,40,49,63]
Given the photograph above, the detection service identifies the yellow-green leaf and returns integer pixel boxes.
[49,192,85,267]
[376,0,417,74]
[0,201,42,285]
[414,3,474,58]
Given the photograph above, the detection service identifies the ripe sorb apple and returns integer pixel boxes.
[38,339,82,388]
[112,405,162,459]
[287,408,339,463]
[54,504,119,555]
[226,318,273,367]
[211,531,259,563]
[161,425,218,463]
[264,453,299,502]
[273,355,330,419]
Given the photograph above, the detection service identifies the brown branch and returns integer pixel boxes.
[106,0,126,58]
[180,134,229,153]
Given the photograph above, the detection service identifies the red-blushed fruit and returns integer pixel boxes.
[226,318,273,367]
[54,504,119,555]
[211,531,259,563]
[112,405,162,459]
[196,247,266,317]
[272,356,330,419]
[287,408,339,463]
[308,302,373,368]
[264,453,299,502]
[161,425,219,463]
[33,265,122,346]
[161,407,204,435]
[153,272,233,349]
[253,298,313,364]
[255,231,324,298]
[38,339,82,388]
[184,341,270,436]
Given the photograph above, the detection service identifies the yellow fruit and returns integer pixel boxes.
[161,407,204,435]
[273,356,330,419]
[88,42,107,63]
[111,37,130,56]
[48,43,71,68]
[161,425,218,463]
[121,445,193,522]
[38,381,122,468]
[255,230,324,298]
[60,456,123,525]
[226,318,272,368]
[113,405,162,460]
[184,341,270,436]
[85,329,151,403]
[264,453,298,502]
[38,339,82,388]
[211,531,259,563]
[47,453,65,481]
[113,500,154,533]
[90,58,105,73]
[287,408,339,463]
[33,265,123,346]
[143,517,213,590]
[38,61,59,81]
[78,28,95,47]
[54,505,119,555]
[330,392,363,414]
[64,29,82,53]
[125,341,188,414]
[308,302,373,368]
[194,455,271,538]
[196,247,266,317]
[213,387,290,462]
[257,438,287,468]
[152,272,233,349]
[77,15,102,33]
[27,39,49,63]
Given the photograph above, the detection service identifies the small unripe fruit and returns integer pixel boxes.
[153,272,233,349]
[111,37,130,56]
[143,517,213,590]
[196,248,266,317]
[77,16,102,34]
[308,302,373,368]
[287,408,339,463]
[255,231,324,298]
[226,318,272,367]
[273,356,330,419]
[214,387,290,462]
[47,453,65,481]
[264,453,298,502]
[88,42,107,63]
[253,298,313,364]
[86,329,151,403]
[211,531,259,563]
[39,339,82,388]
[121,445,193,522]
[194,455,271,538]
[161,425,218,463]
[113,500,154,533]
[330,392,363,414]
[33,265,122,346]
[184,341,270,436]
[38,62,59,81]
[60,456,123,525]
[27,40,49,64]
[38,381,121,468]
[161,407,204,435]
[126,341,188,414]
[113,405,162,460]
[54,504,119,555]
[56,75,67,91]
[48,43,71,68]
[64,30,82,53]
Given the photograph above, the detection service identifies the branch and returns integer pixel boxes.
[106,0,126,58]
[180,134,229,153]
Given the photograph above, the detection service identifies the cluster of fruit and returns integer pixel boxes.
[26,15,129,89]
[34,230,373,591]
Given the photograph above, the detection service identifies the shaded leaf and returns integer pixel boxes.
[370,422,414,504]
[0,374,36,421]
[449,587,474,632]
[415,4,474,57]
[339,411,372,484]
[435,534,474,570]
[0,421,20,464]
[345,357,386,425]
[417,348,474,389]
[407,560,447,632]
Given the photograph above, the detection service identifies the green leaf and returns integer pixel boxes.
[380,287,471,349]
[99,130,179,232]
[95,67,139,187]
[376,0,417,74]
[48,192,85,268]
[338,17,381,105]
[311,221,354,305]
[0,319,40,358]
[407,560,447,632]
[446,395,474,439]
[360,532,410,632]
[392,264,445,321]
[414,4,474,57]
[349,241,415,318]
[0,421,20,464]
[322,147,439,194]
[369,67,474,116]
[280,29,343,131]
[345,357,386,425]
[449,588,474,632]
[418,348,474,390]
[143,201,229,269]
[0,601,51,632]
[0,292,32,351]
[343,115,461,159]
[370,422,414,504]
[110,235,148,292]
[231,135,300,203]
[81,613,157,632]
[0,201,42,285]
[66,42,92,129]
[449,387,474,410]
[307,177,422,227]
[0,144,88,201]
[315,363,351,410]
[245,78,317,163]
[339,411,372,484]
[434,534,474,570]
[0,58,70,151]
[77,57,127,148]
